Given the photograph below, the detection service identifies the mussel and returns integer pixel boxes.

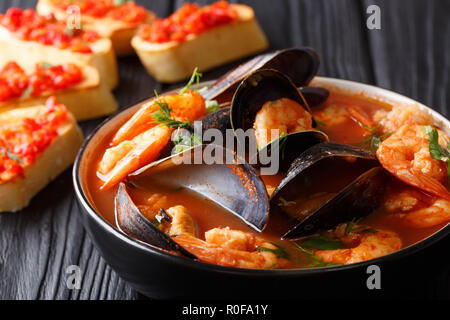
[229,68,328,171]
[202,47,321,101]
[269,142,388,239]
[115,182,197,258]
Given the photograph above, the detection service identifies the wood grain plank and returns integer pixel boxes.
[0,0,448,300]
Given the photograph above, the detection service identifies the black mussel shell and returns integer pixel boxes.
[128,144,269,231]
[202,47,320,101]
[299,87,330,107]
[269,142,385,239]
[201,107,232,137]
[251,130,328,173]
[231,69,312,133]
[115,183,197,259]
[282,167,388,239]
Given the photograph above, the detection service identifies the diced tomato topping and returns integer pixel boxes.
[0,96,68,183]
[0,62,83,102]
[57,0,147,23]
[138,1,237,43]
[0,8,100,53]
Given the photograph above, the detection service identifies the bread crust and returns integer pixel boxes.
[36,0,155,56]
[131,4,269,83]
[0,106,84,212]
[0,65,118,120]
[0,25,119,89]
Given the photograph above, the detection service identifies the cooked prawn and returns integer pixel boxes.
[112,91,206,145]
[253,98,312,149]
[385,188,450,228]
[376,124,450,200]
[174,227,290,269]
[98,124,172,189]
[98,91,206,189]
[164,205,197,237]
[373,104,434,133]
[314,224,402,264]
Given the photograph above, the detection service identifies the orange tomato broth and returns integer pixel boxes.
[86,91,447,269]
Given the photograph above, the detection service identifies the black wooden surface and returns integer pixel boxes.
[0,0,449,300]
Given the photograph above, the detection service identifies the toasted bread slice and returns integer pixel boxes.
[132,4,268,83]
[0,104,84,212]
[0,64,118,121]
[36,0,155,56]
[0,25,118,89]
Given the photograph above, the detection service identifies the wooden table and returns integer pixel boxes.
[0,0,449,300]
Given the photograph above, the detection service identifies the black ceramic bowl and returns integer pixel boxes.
[73,78,450,299]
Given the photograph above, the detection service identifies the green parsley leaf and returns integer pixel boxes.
[179,67,202,94]
[151,98,192,129]
[256,243,289,259]
[301,235,345,250]
[205,100,221,113]
[0,147,24,165]
[293,243,343,268]
[114,0,131,6]
[20,86,33,99]
[355,124,392,152]
[424,125,450,177]
[40,62,53,69]
[172,128,202,154]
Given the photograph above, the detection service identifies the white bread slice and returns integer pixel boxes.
[0,105,84,212]
[36,0,155,56]
[0,25,118,89]
[131,4,269,83]
[0,64,118,121]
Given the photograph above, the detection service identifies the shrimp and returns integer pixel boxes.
[385,188,450,228]
[112,91,205,145]
[98,91,206,189]
[164,205,197,237]
[376,124,450,200]
[98,124,172,189]
[314,224,402,264]
[313,104,348,126]
[253,98,312,149]
[174,227,290,269]
[373,104,434,134]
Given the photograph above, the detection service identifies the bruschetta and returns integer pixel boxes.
[0,8,118,89]
[36,0,155,56]
[0,61,118,120]
[0,97,83,212]
[131,1,269,83]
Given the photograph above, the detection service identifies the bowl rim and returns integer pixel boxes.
[73,76,450,277]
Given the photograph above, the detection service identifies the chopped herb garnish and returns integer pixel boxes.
[40,62,53,69]
[179,67,202,94]
[21,86,33,99]
[278,132,287,160]
[114,0,131,6]
[294,243,343,268]
[424,125,450,177]
[205,100,221,113]
[256,243,289,259]
[151,219,161,227]
[314,119,327,127]
[301,235,345,250]
[344,218,378,235]
[172,128,202,154]
[151,95,192,129]
[355,124,391,151]
[0,147,24,165]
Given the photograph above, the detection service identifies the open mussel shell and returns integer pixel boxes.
[269,142,385,239]
[230,68,329,170]
[251,130,328,173]
[299,87,330,107]
[231,68,313,133]
[201,106,232,137]
[282,167,388,239]
[202,47,320,101]
[128,144,269,231]
[115,183,197,259]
